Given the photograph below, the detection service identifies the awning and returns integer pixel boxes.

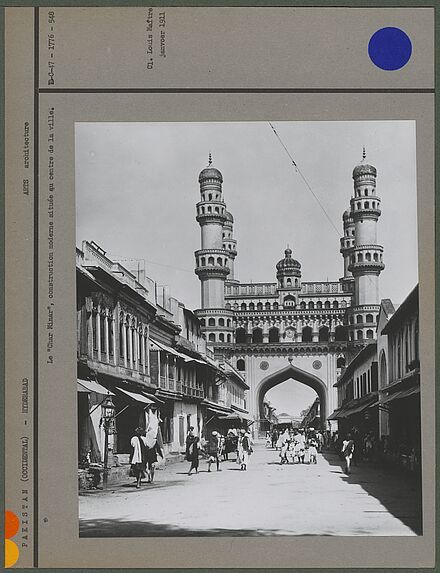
[329,395,377,419]
[77,379,114,395]
[115,387,154,405]
[141,392,165,404]
[381,385,420,405]
[150,339,193,362]
[77,383,89,393]
[327,409,343,421]
[221,412,254,422]
[205,404,231,416]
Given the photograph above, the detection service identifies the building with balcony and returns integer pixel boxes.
[77,241,250,481]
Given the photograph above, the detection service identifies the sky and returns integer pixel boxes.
[76,121,418,417]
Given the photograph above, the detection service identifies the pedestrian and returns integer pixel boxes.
[237,429,253,470]
[207,430,222,472]
[278,428,290,464]
[295,429,306,463]
[341,433,355,474]
[145,439,163,483]
[308,437,318,464]
[271,428,279,449]
[129,427,148,488]
[186,435,200,475]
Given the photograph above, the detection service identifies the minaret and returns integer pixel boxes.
[194,156,234,349]
[223,211,238,283]
[340,209,355,286]
[347,149,385,342]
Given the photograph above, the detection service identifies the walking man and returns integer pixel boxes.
[207,430,222,472]
[342,433,355,474]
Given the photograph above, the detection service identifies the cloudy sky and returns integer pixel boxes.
[76,121,418,416]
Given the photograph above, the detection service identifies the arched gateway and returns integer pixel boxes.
[257,364,327,429]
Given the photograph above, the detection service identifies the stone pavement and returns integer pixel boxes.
[79,444,422,537]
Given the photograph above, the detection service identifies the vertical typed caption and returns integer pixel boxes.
[47,107,55,364]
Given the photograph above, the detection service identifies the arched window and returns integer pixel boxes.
[207,206,212,213]
[373,253,379,261]
[295,278,299,287]
[366,252,371,261]
[357,202,361,210]
[257,302,263,311]
[284,295,296,308]
[265,302,271,310]
[208,318,215,326]
[364,202,369,209]
[236,359,245,371]
[324,301,331,309]
[201,257,206,266]
[200,319,206,327]
[208,333,215,342]
[226,319,231,327]
[252,328,263,343]
[225,303,231,310]
[357,253,363,262]
[227,334,231,342]
[273,302,279,310]
[366,329,374,339]
[215,207,219,213]
[218,318,225,327]
[302,326,312,342]
[219,333,225,342]
[337,356,346,368]
[357,330,363,340]
[217,257,223,266]
[300,302,306,310]
[269,327,279,343]
[335,325,347,341]
[356,314,363,324]
[316,301,322,309]
[235,328,246,343]
[364,189,368,196]
[241,303,247,311]
[286,278,292,286]
[366,314,374,323]
[332,301,339,309]
[319,326,329,342]
[249,302,255,311]
[208,193,212,200]
[308,301,314,310]
[208,256,214,265]
[233,303,239,310]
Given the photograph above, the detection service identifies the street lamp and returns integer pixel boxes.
[101,395,116,488]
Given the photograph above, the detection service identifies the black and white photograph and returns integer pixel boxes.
[75,120,421,537]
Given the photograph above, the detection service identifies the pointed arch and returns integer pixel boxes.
[257,364,327,428]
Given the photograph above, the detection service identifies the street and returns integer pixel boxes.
[79,444,422,537]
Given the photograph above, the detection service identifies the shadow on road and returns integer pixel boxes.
[79,518,335,537]
[321,451,422,535]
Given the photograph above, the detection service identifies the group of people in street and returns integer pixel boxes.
[185,426,253,474]
[270,427,322,465]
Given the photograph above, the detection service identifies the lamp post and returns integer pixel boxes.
[101,395,116,489]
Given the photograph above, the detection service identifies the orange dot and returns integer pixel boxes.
[5,539,19,568]
[5,511,19,539]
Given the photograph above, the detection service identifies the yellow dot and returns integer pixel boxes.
[5,539,19,568]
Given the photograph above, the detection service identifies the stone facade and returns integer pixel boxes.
[194,153,384,430]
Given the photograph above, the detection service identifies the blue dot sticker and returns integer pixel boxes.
[368,27,412,71]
